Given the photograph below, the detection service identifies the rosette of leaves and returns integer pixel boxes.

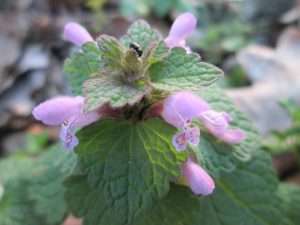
[64,20,223,111]
[63,20,296,225]
[0,146,76,225]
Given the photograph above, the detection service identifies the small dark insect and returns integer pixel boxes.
[129,42,143,57]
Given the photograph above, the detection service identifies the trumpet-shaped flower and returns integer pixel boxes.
[164,12,197,51]
[161,91,245,151]
[32,96,101,150]
[182,157,215,196]
[63,22,94,46]
[162,91,209,128]
[200,110,246,144]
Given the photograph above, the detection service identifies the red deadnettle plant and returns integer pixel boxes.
[31,13,297,225]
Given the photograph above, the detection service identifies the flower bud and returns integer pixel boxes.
[182,158,215,196]
[165,12,197,49]
[63,22,93,46]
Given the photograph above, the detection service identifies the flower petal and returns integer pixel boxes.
[200,110,229,135]
[186,126,200,146]
[172,130,188,151]
[32,96,84,126]
[200,110,246,144]
[162,92,210,128]
[59,118,79,150]
[220,129,246,144]
[182,158,215,196]
[63,22,93,46]
[74,111,101,128]
[165,12,197,48]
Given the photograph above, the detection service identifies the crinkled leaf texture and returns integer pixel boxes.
[64,43,101,95]
[97,35,125,70]
[83,75,147,111]
[135,150,291,225]
[128,85,287,225]
[64,118,187,225]
[195,84,260,176]
[278,183,300,225]
[121,20,162,51]
[149,48,223,92]
[0,146,76,225]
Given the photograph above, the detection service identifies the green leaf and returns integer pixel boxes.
[278,183,300,225]
[64,118,187,225]
[121,20,162,51]
[0,177,45,225]
[135,150,291,225]
[27,147,76,225]
[0,146,76,225]
[83,75,147,111]
[195,84,260,176]
[97,35,125,70]
[0,157,42,225]
[149,48,223,92]
[142,41,169,66]
[64,43,101,95]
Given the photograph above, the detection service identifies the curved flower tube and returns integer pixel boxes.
[63,22,94,46]
[162,91,209,128]
[200,110,246,144]
[161,91,245,151]
[164,12,197,51]
[182,157,215,196]
[32,96,101,150]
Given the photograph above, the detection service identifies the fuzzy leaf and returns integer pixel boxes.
[135,150,291,225]
[97,35,125,70]
[0,158,42,225]
[64,43,101,95]
[278,183,300,225]
[149,48,223,91]
[0,146,76,225]
[121,20,162,51]
[142,41,169,65]
[27,147,76,225]
[194,84,260,176]
[64,118,187,225]
[83,75,147,111]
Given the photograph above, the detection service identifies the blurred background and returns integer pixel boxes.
[1,0,300,221]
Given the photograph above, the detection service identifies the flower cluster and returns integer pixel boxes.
[32,13,197,150]
[33,96,101,150]
[161,91,245,195]
[33,23,97,150]
[32,13,245,197]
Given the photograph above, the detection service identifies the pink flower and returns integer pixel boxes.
[32,96,101,150]
[172,126,200,151]
[200,110,246,144]
[161,91,245,151]
[182,158,215,196]
[162,91,209,128]
[164,12,197,51]
[63,22,94,46]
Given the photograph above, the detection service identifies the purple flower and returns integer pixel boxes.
[200,110,246,144]
[164,12,197,51]
[162,91,209,128]
[172,125,200,151]
[161,92,245,151]
[32,96,101,150]
[63,22,94,46]
[182,157,215,196]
